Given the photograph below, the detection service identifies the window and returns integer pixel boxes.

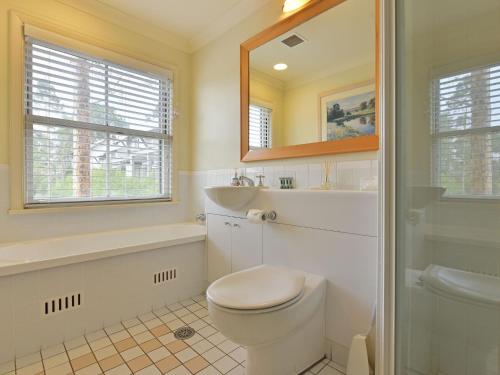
[24,37,172,206]
[249,104,272,149]
[432,64,500,197]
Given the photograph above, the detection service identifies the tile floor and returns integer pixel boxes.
[0,295,343,375]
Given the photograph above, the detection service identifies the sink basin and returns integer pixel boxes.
[204,186,261,209]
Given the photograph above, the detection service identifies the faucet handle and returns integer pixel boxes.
[256,175,265,187]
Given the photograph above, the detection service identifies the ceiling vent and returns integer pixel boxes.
[281,34,305,48]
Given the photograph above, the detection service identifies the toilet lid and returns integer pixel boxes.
[207,265,305,310]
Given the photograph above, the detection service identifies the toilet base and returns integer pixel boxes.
[245,298,326,375]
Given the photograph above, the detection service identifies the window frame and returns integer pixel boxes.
[8,17,178,211]
[431,64,500,200]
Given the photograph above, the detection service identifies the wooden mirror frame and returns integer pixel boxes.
[240,0,379,162]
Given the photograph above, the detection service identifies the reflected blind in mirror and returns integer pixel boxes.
[24,37,173,206]
[249,104,272,149]
[432,64,500,197]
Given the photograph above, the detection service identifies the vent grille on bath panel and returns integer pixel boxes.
[154,268,178,285]
[281,34,305,47]
[43,292,82,316]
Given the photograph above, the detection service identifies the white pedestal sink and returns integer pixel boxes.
[204,186,261,210]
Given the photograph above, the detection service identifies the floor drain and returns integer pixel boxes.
[174,326,196,340]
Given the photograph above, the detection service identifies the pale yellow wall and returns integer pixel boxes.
[190,2,378,171]
[0,0,191,170]
[282,63,374,146]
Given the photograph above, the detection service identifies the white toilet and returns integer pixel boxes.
[206,264,327,375]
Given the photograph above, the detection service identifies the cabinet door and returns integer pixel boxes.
[207,214,232,283]
[231,218,263,273]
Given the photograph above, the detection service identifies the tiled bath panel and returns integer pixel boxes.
[0,295,343,375]
[0,241,206,362]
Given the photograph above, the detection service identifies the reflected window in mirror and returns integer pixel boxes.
[249,104,272,149]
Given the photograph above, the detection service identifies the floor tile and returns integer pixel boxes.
[16,353,41,369]
[134,331,155,345]
[155,356,180,374]
[89,337,112,352]
[167,303,182,312]
[201,348,224,364]
[115,338,136,353]
[184,356,209,374]
[94,345,118,361]
[105,363,131,375]
[166,320,184,331]
[159,313,177,324]
[165,341,188,354]
[75,362,101,375]
[110,330,131,344]
[188,320,207,331]
[225,366,244,375]
[197,327,216,339]
[68,345,92,360]
[45,361,72,375]
[192,295,205,303]
[150,325,170,338]
[127,355,152,373]
[86,330,107,343]
[197,366,221,375]
[65,337,87,351]
[99,354,123,372]
[206,333,225,346]
[180,314,197,324]
[16,362,43,375]
[173,308,190,318]
[227,348,245,364]
[144,319,163,330]
[174,348,197,363]
[42,344,66,359]
[128,324,147,336]
[138,313,156,323]
[122,319,141,329]
[158,333,177,346]
[134,364,161,375]
[212,356,237,374]
[309,360,327,374]
[43,352,69,369]
[216,341,237,355]
[186,304,203,313]
[140,339,162,354]
[71,353,96,372]
[147,347,170,363]
[120,346,145,362]
[191,340,214,355]
[165,365,190,375]
[152,307,169,317]
[105,324,125,336]
[183,334,203,347]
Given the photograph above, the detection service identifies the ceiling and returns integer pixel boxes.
[95,0,275,51]
[250,0,375,86]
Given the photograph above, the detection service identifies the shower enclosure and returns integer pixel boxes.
[392,0,500,374]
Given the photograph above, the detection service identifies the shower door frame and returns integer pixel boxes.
[377,0,396,374]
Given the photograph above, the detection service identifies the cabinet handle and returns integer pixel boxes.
[224,222,231,226]
[233,223,240,228]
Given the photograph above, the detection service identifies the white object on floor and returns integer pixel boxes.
[346,305,375,375]
[207,264,326,375]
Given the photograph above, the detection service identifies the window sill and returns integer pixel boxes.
[8,199,180,215]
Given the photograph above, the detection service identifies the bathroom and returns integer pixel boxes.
[0,0,499,374]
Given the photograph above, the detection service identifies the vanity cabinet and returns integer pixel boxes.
[207,214,263,283]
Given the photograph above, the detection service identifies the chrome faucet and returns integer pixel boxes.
[238,175,255,187]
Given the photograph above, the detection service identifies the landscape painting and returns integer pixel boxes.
[320,85,376,142]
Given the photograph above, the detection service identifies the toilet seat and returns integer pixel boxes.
[207,264,305,310]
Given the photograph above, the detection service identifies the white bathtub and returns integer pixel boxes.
[0,222,206,277]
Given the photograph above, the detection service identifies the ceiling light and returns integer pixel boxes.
[283,0,311,13]
[273,63,288,71]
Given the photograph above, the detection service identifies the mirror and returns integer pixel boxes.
[241,0,378,161]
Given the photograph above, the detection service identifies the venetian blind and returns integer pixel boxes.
[24,37,173,206]
[432,64,500,197]
[249,104,272,149]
